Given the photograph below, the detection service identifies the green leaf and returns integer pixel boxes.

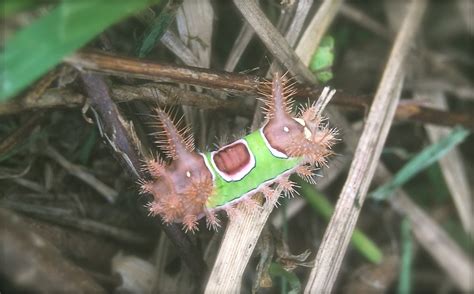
[300,179,383,264]
[309,35,335,83]
[371,126,470,201]
[316,71,333,83]
[1,0,161,101]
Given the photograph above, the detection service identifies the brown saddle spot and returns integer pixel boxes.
[213,142,250,175]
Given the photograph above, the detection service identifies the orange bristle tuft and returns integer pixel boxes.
[286,134,334,167]
[224,204,240,221]
[205,210,221,231]
[160,193,183,221]
[241,196,260,211]
[139,179,155,194]
[313,127,339,150]
[260,185,277,202]
[295,165,318,184]
[277,176,299,198]
[298,86,337,126]
[183,215,199,233]
[147,201,164,216]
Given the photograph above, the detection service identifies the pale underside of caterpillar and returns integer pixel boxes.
[140,72,338,232]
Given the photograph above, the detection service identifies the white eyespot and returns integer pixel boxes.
[293,117,306,126]
[186,171,191,178]
[304,127,312,140]
[283,126,289,133]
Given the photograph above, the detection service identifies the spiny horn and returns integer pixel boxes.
[260,72,296,121]
[153,107,195,160]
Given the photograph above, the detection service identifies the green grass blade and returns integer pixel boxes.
[77,127,98,165]
[398,218,413,294]
[300,179,383,264]
[136,0,182,58]
[1,0,160,101]
[371,126,470,201]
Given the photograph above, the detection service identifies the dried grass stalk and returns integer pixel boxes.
[206,0,343,291]
[204,193,279,293]
[304,1,428,292]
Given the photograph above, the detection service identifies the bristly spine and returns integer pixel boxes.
[140,72,337,232]
[152,108,195,160]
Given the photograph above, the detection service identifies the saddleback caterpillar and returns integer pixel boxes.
[140,73,337,232]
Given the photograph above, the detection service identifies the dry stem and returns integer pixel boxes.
[204,194,280,292]
[59,51,474,131]
[305,1,428,292]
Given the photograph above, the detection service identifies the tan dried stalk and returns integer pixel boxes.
[295,0,344,65]
[204,192,280,292]
[304,1,428,292]
[205,0,341,292]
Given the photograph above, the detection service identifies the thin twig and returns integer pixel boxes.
[45,145,119,203]
[0,200,151,246]
[80,73,141,178]
[233,0,315,83]
[65,50,262,92]
[305,1,428,292]
[61,50,474,131]
[0,83,247,116]
[79,72,208,280]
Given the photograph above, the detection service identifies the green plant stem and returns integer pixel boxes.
[398,218,413,294]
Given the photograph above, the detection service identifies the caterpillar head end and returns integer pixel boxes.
[141,107,215,230]
[262,74,338,166]
[140,152,214,229]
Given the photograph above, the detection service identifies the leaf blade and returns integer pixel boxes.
[1,0,160,101]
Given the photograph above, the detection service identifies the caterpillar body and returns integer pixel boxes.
[140,73,337,232]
